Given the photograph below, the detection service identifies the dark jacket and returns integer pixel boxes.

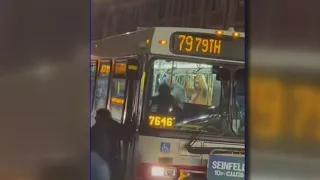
[91,119,134,165]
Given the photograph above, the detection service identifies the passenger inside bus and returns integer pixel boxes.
[184,74,210,105]
[150,84,182,114]
[164,72,187,103]
[150,60,226,129]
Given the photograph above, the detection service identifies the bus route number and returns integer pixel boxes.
[100,64,110,74]
[100,64,126,74]
[148,115,175,129]
[173,33,222,56]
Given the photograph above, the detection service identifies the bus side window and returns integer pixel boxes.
[212,74,221,107]
[92,61,111,114]
[109,61,127,123]
[155,73,161,94]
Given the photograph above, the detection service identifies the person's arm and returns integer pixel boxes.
[184,77,196,96]
[172,84,187,103]
[173,96,183,110]
[181,88,188,103]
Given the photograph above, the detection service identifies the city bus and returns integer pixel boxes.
[91,27,245,180]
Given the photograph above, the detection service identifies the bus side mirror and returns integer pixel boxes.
[235,69,244,81]
[216,68,230,81]
[126,58,141,80]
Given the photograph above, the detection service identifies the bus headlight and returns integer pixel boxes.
[151,166,164,176]
[151,166,177,178]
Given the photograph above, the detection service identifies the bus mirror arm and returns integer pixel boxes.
[185,146,214,155]
[184,112,220,154]
[184,144,244,155]
[184,135,211,154]
[210,147,244,155]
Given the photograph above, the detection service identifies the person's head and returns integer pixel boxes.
[95,108,112,123]
[158,84,171,97]
[165,73,172,86]
[194,74,209,92]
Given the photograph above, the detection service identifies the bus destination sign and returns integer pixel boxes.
[170,32,244,61]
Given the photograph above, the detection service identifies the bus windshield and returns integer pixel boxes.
[148,58,231,134]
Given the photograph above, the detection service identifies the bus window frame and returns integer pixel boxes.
[231,67,245,136]
[90,60,99,110]
[92,59,112,114]
[141,55,239,135]
[107,59,128,123]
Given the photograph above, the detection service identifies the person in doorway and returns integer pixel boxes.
[91,108,136,180]
[165,72,187,103]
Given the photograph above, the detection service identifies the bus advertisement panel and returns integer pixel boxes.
[207,154,245,180]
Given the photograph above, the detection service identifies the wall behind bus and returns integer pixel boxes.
[93,0,244,38]
[249,0,320,179]
[0,0,89,179]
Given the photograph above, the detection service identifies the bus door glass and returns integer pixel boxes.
[90,61,98,110]
[109,58,142,124]
[92,60,111,114]
[109,61,127,123]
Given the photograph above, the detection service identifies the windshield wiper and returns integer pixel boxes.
[184,110,231,154]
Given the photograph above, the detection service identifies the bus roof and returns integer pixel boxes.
[92,27,244,63]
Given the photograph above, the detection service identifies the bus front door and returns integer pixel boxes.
[108,58,142,180]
